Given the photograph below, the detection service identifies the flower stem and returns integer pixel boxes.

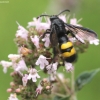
[56,74,71,95]
[70,67,77,100]
[52,92,67,98]
[71,69,74,93]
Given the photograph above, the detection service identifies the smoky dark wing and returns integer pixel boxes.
[50,26,58,47]
[65,23,98,43]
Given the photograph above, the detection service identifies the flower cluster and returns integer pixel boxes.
[0,14,99,100]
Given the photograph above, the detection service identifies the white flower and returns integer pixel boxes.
[49,74,57,81]
[42,34,50,47]
[27,68,40,82]
[46,62,58,74]
[89,39,99,45]
[8,93,19,100]
[30,35,40,48]
[46,63,52,70]
[35,55,49,69]
[65,62,74,72]
[16,59,28,71]
[27,17,50,31]
[46,62,58,81]
[70,18,82,26]
[27,17,40,28]
[0,60,12,73]
[8,54,21,62]
[22,74,28,86]
[16,21,28,41]
[59,14,66,23]
[36,85,43,96]
[13,59,28,75]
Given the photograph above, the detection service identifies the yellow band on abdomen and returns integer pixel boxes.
[61,42,73,49]
[62,47,76,57]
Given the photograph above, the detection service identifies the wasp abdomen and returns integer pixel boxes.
[60,42,77,62]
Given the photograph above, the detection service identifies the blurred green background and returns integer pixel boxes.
[0,0,100,100]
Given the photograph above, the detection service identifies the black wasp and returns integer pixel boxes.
[37,9,98,63]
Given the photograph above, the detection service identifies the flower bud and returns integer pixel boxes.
[20,47,32,56]
[10,72,15,76]
[15,88,21,93]
[10,82,15,87]
[10,71,18,76]
[59,61,63,65]
[43,78,48,83]
[46,86,51,90]
[7,88,12,93]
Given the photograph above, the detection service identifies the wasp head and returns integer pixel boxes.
[50,15,58,21]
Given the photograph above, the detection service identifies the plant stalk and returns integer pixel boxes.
[70,67,77,100]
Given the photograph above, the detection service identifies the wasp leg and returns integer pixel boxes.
[42,29,51,38]
[52,47,58,63]
[65,30,71,35]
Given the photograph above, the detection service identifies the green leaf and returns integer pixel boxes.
[54,96,70,100]
[75,68,100,91]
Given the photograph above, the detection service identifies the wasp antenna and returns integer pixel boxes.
[57,9,70,16]
[37,14,50,19]
[37,16,40,19]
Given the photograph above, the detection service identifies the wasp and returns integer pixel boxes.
[37,9,98,63]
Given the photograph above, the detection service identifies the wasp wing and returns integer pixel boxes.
[50,26,58,47]
[65,23,98,44]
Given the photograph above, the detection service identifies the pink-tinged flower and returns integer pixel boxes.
[8,93,19,100]
[27,17,50,31]
[70,18,82,26]
[36,85,43,96]
[35,55,49,69]
[42,34,50,47]
[27,17,41,28]
[15,88,21,93]
[0,60,12,73]
[16,21,28,41]
[49,74,57,81]
[30,35,40,48]
[59,14,66,23]
[22,74,28,86]
[89,39,99,45]
[46,62,58,74]
[7,88,12,93]
[65,62,74,72]
[27,68,40,82]
[8,54,21,62]
[13,59,28,76]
